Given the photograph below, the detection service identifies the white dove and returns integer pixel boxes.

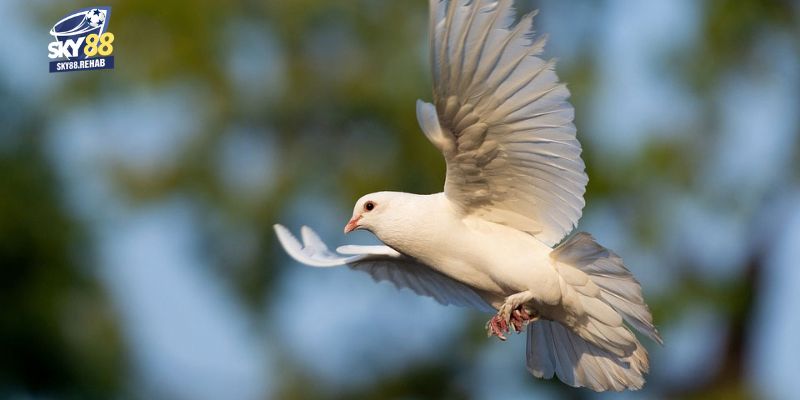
[274,0,661,392]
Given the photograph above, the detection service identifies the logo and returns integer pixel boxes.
[48,7,115,73]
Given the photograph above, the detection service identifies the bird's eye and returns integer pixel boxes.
[364,201,375,212]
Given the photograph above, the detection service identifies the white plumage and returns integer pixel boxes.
[275,0,661,392]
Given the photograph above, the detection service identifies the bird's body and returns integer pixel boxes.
[275,0,661,392]
[368,192,555,306]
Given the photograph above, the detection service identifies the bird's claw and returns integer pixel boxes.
[486,314,509,341]
[511,307,533,332]
[486,304,536,341]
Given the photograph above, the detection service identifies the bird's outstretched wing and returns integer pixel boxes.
[419,0,588,246]
[274,225,494,312]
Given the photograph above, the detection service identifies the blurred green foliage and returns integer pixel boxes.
[0,135,126,397]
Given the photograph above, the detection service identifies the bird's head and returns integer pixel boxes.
[344,192,395,235]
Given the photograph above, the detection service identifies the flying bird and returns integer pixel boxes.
[275,0,661,392]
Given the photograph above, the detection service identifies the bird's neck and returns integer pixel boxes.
[373,192,456,257]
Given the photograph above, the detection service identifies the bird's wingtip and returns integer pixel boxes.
[273,224,295,241]
[273,224,290,236]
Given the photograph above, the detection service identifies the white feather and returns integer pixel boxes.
[527,320,649,392]
[424,0,588,247]
[274,225,494,312]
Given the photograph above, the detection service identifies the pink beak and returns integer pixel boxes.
[344,215,362,234]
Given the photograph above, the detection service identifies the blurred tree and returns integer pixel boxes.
[0,130,126,397]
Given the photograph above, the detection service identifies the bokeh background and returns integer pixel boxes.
[2,0,799,399]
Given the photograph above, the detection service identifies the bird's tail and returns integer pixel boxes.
[526,233,662,392]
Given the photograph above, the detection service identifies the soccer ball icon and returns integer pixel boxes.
[86,9,105,28]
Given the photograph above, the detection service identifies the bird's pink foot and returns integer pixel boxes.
[510,307,534,332]
[486,305,536,341]
[486,314,510,341]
